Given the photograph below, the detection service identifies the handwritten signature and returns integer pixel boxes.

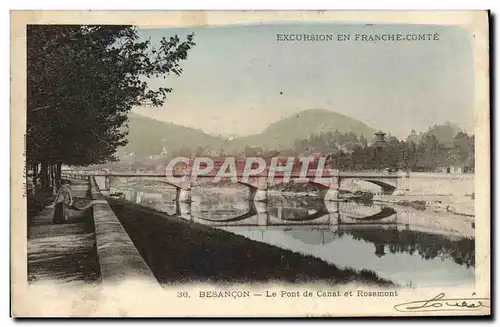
[393,293,490,313]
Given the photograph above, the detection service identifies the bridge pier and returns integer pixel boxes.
[93,174,110,193]
[323,200,340,213]
[175,180,193,203]
[324,188,339,201]
[253,189,268,202]
[323,201,340,228]
[252,177,269,202]
[104,175,110,192]
[394,170,411,195]
[323,175,340,201]
[176,187,192,203]
[176,201,192,221]
[254,202,269,226]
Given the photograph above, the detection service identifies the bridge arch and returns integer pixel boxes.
[340,207,396,223]
[189,200,258,224]
[277,208,329,222]
[305,180,331,190]
[237,181,258,191]
[192,210,257,224]
[362,179,397,194]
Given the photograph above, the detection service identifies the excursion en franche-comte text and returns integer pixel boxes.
[276,32,441,42]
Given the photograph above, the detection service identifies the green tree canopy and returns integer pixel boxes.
[27,25,195,168]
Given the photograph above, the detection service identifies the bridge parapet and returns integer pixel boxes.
[62,168,408,199]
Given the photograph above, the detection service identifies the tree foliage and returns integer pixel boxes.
[287,127,474,172]
[27,25,195,170]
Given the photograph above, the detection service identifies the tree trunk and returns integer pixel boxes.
[55,162,62,188]
[32,162,38,181]
[50,164,55,187]
[40,160,49,189]
[50,164,58,196]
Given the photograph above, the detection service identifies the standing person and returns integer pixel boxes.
[53,180,73,224]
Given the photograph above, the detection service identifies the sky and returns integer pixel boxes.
[132,22,474,139]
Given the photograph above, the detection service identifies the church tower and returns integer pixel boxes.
[371,130,388,148]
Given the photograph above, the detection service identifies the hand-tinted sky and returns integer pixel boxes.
[133,23,474,139]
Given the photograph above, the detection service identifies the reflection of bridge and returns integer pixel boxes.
[173,200,398,228]
[169,196,474,239]
[114,186,398,228]
[64,169,409,202]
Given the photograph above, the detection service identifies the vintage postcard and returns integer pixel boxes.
[11,10,490,317]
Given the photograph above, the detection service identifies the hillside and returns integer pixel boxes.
[228,108,377,150]
[117,109,379,160]
[423,122,464,147]
[407,122,464,148]
[117,113,226,159]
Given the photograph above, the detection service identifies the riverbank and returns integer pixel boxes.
[372,194,475,218]
[106,197,395,287]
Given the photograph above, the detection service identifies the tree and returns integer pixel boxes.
[415,134,449,171]
[407,129,420,144]
[399,140,417,170]
[27,25,195,186]
[359,135,368,148]
[453,132,473,164]
[467,135,475,171]
[244,146,258,157]
[195,146,206,156]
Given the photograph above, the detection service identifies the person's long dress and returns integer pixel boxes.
[53,185,72,224]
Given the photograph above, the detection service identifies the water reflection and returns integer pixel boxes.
[110,185,475,288]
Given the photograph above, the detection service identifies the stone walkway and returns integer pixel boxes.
[27,179,101,285]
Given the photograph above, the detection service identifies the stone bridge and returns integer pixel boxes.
[63,169,409,202]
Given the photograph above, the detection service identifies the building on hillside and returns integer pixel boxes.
[438,164,474,174]
[439,165,464,174]
[438,151,475,174]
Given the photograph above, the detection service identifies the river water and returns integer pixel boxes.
[110,183,475,288]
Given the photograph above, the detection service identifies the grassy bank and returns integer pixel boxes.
[106,197,394,287]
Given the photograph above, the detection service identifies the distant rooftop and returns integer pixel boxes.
[371,130,388,147]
